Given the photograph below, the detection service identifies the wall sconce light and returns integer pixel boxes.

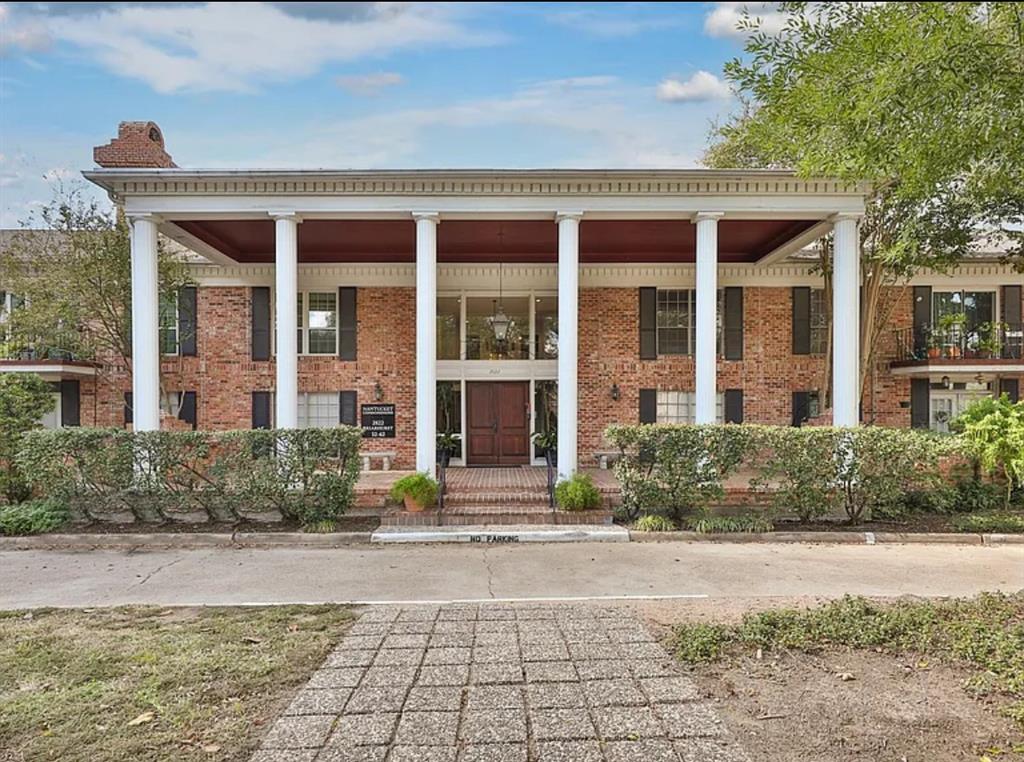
[611,383,620,401]
[941,375,951,389]
[374,381,384,401]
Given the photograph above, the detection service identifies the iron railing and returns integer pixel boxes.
[0,338,83,362]
[892,323,1023,363]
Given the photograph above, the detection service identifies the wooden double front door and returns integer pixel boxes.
[466,382,530,466]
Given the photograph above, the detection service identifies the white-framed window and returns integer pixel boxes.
[159,291,179,355]
[809,288,829,355]
[656,289,724,356]
[298,392,339,429]
[298,292,338,355]
[655,391,725,424]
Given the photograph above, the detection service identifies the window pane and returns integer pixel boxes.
[158,292,178,354]
[465,296,529,360]
[963,291,993,329]
[307,292,336,354]
[655,391,725,424]
[436,381,462,459]
[437,297,461,360]
[535,296,558,359]
[534,380,558,458]
[809,288,829,355]
[300,392,338,429]
[657,290,692,355]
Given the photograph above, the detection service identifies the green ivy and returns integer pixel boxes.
[0,498,69,536]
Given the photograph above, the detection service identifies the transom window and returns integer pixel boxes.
[656,290,724,356]
[436,291,557,361]
[932,290,994,329]
[656,391,725,424]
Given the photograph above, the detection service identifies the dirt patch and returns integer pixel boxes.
[686,649,1022,761]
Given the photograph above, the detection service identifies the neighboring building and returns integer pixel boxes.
[2,122,1021,472]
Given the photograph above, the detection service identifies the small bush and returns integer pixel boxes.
[952,512,1024,534]
[390,472,438,507]
[0,373,57,503]
[633,514,677,532]
[685,512,774,534]
[554,472,602,511]
[951,478,1005,514]
[0,498,69,535]
[957,395,1024,510]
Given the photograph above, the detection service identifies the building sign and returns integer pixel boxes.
[361,404,396,438]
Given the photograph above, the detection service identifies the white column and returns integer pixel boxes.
[556,212,582,478]
[129,214,160,432]
[694,212,724,424]
[414,212,439,476]
[272,213,300,429]
[832,214,861,426]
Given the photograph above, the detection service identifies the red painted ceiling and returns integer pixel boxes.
[172,218,817,264]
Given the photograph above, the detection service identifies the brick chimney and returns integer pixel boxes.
[94,121,177,168]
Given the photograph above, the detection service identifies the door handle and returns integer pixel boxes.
[492,422,498,433]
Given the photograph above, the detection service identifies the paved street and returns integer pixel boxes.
[252,602,748,762]
[1,541,1019,609]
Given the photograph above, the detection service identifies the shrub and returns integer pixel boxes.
[957,395,1024,510]
[554,472,602,511]
[606,424,753,521]
[390,472,439,508]
[17,427,362,530]
[0,373,57,503]
[685,511,774,534]
[886,486,957,519]
[952,512,1024,534]
[951,478,1005,513]
[0,497,69,535]
[633,514,676,532]
[750,425,844,523]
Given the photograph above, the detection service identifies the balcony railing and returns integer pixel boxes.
[893,323,1024,363]
[0,337,84,362]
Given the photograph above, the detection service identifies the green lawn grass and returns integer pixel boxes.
[0,605,352,761]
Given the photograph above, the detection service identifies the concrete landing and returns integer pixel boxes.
[371,524,630,544]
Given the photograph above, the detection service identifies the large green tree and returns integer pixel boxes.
[705,2,1024,409]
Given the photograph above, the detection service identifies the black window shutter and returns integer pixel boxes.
[178,391,197,430]
[60,380,80,427]
[724,389,743,423]
[1000,378,1020,404]
[339,287,357,360]
[912,286,932,355]
[251,287,271,361]
[339,390,358,426]
[792,287,811,355]
[910,378,930,428]
[791,391,809,427]
[1003,285,1022,360]
[251,391,272,429]
[124,391,133,426]
[178,286,198,357]
[639,388,657,423]
[723,287,743,360]
[639,288,657,360]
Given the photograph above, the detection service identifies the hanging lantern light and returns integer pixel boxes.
[489,261,510,341]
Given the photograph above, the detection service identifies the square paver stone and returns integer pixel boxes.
[382,634,430,649]
[326,650,376,668]
[574,660,631,681]
[675,739,751,762]
[628,659,680,679]
[424,648,472,665]
[393,711,459,746]
[475,632,518,647]
[359,666,417,688]
[307,668,364,689]
[389,622,435,635]
[327,713,398,746]
[416,665,470,686]
[533,740,603,762]
[641,677,701,703]
[524,661,578,683]
[568,643,621,661]
[525,682,585,709]
[656,702,724,739]
[371,649,424,667]
[262,715,336,749]
[315,746,387,762]
[387,747,457,762]
[433,621,475,634]
[338,635,385,651]
[628,642,671,659]
[520,642,570,662]
[459,709,528,743]
[458,743,527,762]
[478,607,516,620]
[405,686,463,711]
[345,687,408,713]
[466,685,523,710]
[582,678,647,708]
[529,708,597,741]
[430,633,475,648]
[604,739,679,762]
[475,620,518,634]
[592,706,666,740]
[472,645,520,664]
[469,663,524,685]
[250,750,318,762]
[347,624,390,637]
[284,689,351,716]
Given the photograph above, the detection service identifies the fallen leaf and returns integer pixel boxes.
[242,636,263,644]
[836,672,856,682]
[202,744,221,753]
[128,711,155,727]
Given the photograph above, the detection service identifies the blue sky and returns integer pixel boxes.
[0,2,785,226]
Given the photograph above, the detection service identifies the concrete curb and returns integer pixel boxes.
[370,524,630,544]
[629,530,1024,545]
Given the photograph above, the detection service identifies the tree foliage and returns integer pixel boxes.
[956,395,1024,510]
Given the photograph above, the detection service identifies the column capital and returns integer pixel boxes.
[126,211,160,223]
[831,212,863,222]
[555,211,584,223]
[268,211,302,222]
[692,211,725,223]
[412,211,440,223]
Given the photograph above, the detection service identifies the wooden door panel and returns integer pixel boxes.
[467,382,530,465]
[497,382,529,463]
[467,383,497,465]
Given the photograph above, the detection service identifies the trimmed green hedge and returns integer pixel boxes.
[605,424,957,525]
[16,427,362,531]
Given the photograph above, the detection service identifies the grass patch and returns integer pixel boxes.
[672,593,1024,727]
[952,512,1024,533]
[0,605,352,761]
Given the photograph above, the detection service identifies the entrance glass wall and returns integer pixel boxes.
[465,296,530,360]
[436,381,462,459]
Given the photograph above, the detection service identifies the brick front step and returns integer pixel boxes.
[444,491,551,505]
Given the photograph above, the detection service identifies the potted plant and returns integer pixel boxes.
[926,332,941,359]
[938,313,966,358]
[554,472,602,511]
[532,429,557,468]
[977,322,1005,359]
[436,431,461,468]
[389,472,439,512]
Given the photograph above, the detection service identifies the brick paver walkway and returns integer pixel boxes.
[252,604,749,762]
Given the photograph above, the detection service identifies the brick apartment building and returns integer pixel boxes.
[3,122,1021,476]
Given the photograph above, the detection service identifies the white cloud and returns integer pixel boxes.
[5,2,501,93]
[0,3,53,55]
[548,8,683,38]
[335,71,404,96]
[656,71,732,103]
[704,2,789,40]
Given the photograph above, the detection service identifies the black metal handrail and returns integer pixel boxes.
[544,449,556,509]
[436,448,450,512]
[892,322,1023,363]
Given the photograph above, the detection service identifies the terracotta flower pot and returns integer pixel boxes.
[403,494,427,512]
